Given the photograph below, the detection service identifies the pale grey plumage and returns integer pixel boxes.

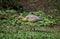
[26,14,43,22]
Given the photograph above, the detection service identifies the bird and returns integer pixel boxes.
[21,14,43,22]
[18,14,43,31]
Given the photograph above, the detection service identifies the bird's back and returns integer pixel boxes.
[26,15,43,22]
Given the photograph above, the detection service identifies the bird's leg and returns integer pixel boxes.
[30,22,35,31]
[30,22,34,26]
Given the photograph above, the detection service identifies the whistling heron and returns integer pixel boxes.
[18,13,43,26]
[21,14,43,22]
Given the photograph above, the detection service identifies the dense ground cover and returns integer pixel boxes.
[0,10,60,39]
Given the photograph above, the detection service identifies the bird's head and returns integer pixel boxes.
[18,15,28,22]
[22,17,28,22]
[18,13,28,22]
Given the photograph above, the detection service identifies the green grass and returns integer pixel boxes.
[0,10,60,39]
[0,10,58,26]
[0,31,60,39]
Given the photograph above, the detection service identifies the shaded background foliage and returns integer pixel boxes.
[0,0,60,11]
